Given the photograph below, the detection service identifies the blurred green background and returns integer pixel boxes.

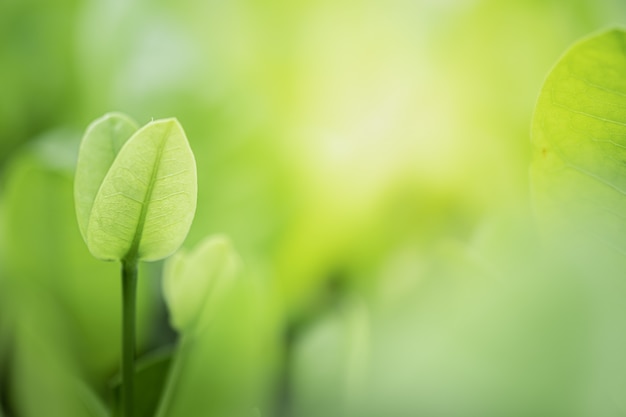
[2,0,626,416]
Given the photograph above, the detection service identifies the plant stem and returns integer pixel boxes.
[121,259,138,417]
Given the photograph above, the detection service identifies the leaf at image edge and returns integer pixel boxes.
[531,28,626,254]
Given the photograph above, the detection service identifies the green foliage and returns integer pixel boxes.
[157,236,276,417]
[1,132,157,380]
[531,28,626,254]
[74,113,139,246]
[74,112,199,417]
[294,297,370,417]
[11,292,110,417]
[5,2,626,417]
[75,114,197,262]
[162,235,240,334]
[110,348,174,417]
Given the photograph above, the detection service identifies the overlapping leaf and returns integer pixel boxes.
[75,114,197,261]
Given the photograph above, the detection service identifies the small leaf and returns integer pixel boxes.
[157,237,272,417]
[76,115,197,262]
[531,29,626,253]
[75,113,139,244]
[3,131,159,379]
[162,235,241,333]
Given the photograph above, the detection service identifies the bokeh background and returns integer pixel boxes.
[2,0,626,416]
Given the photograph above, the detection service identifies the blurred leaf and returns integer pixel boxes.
[77,117,197,262]
[0,0,82,162]
[157,237,276,417]
[162,235,240,334]
[76,382,111,417]
[531,28,626,255]
[1,132,157,380]
[75,112,139,244]
[294,297,370,417]
[110,347,174,417]
[349,238,591,417]
[12,291,109,417]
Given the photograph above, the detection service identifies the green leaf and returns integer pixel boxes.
[162,235,241,334]
[157,236,275,417]
[75,113,139,244]
[12,292,110,417]
[76,115,197,262]
[1,132,159,379]
[531,29,626,253]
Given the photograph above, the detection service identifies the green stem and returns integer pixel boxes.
[121,259,138,417]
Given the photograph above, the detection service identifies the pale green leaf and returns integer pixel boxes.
[2,132,158,379]
[12,293,110,417]
[162,235,241,333]
[531,29,626,253]
[75,112,139,244]
[157,236,273,417]
[81,117,197,261]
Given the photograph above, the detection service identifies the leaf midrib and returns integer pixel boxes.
[125,123,173,262]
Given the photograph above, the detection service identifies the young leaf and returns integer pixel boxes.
[162,235,241,334]
[3,131,159,380]
[76,116,197,262]
[75,113,139,244]
[531,29,626,253]
[157,236,273,417]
